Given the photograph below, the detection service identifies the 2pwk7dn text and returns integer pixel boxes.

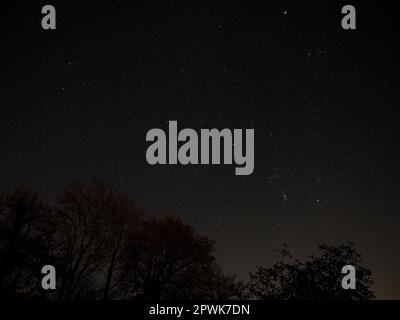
[146,121,255,175]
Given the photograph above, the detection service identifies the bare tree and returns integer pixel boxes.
[55,179,141,300]
[101,191,142,300]
[0,187,53,299]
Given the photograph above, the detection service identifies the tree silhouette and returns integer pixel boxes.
[55,179,141,300]
[121,216,243,300]
[248,243,375,300]
[0,182,376,300]
[0,188,54,299]
[0,181,244,300]
[101,189,142,300]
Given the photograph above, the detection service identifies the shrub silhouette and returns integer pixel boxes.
[248,243,375,300]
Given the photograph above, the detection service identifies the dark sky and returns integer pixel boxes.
[1,0,400,299]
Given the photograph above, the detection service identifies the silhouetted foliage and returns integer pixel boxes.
[122,216,244,300]
[0,182,375,300]
[248,243,375,300]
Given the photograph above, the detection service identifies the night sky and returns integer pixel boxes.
[1,1,400,299]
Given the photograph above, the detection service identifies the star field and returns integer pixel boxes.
[1,0,400,299]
